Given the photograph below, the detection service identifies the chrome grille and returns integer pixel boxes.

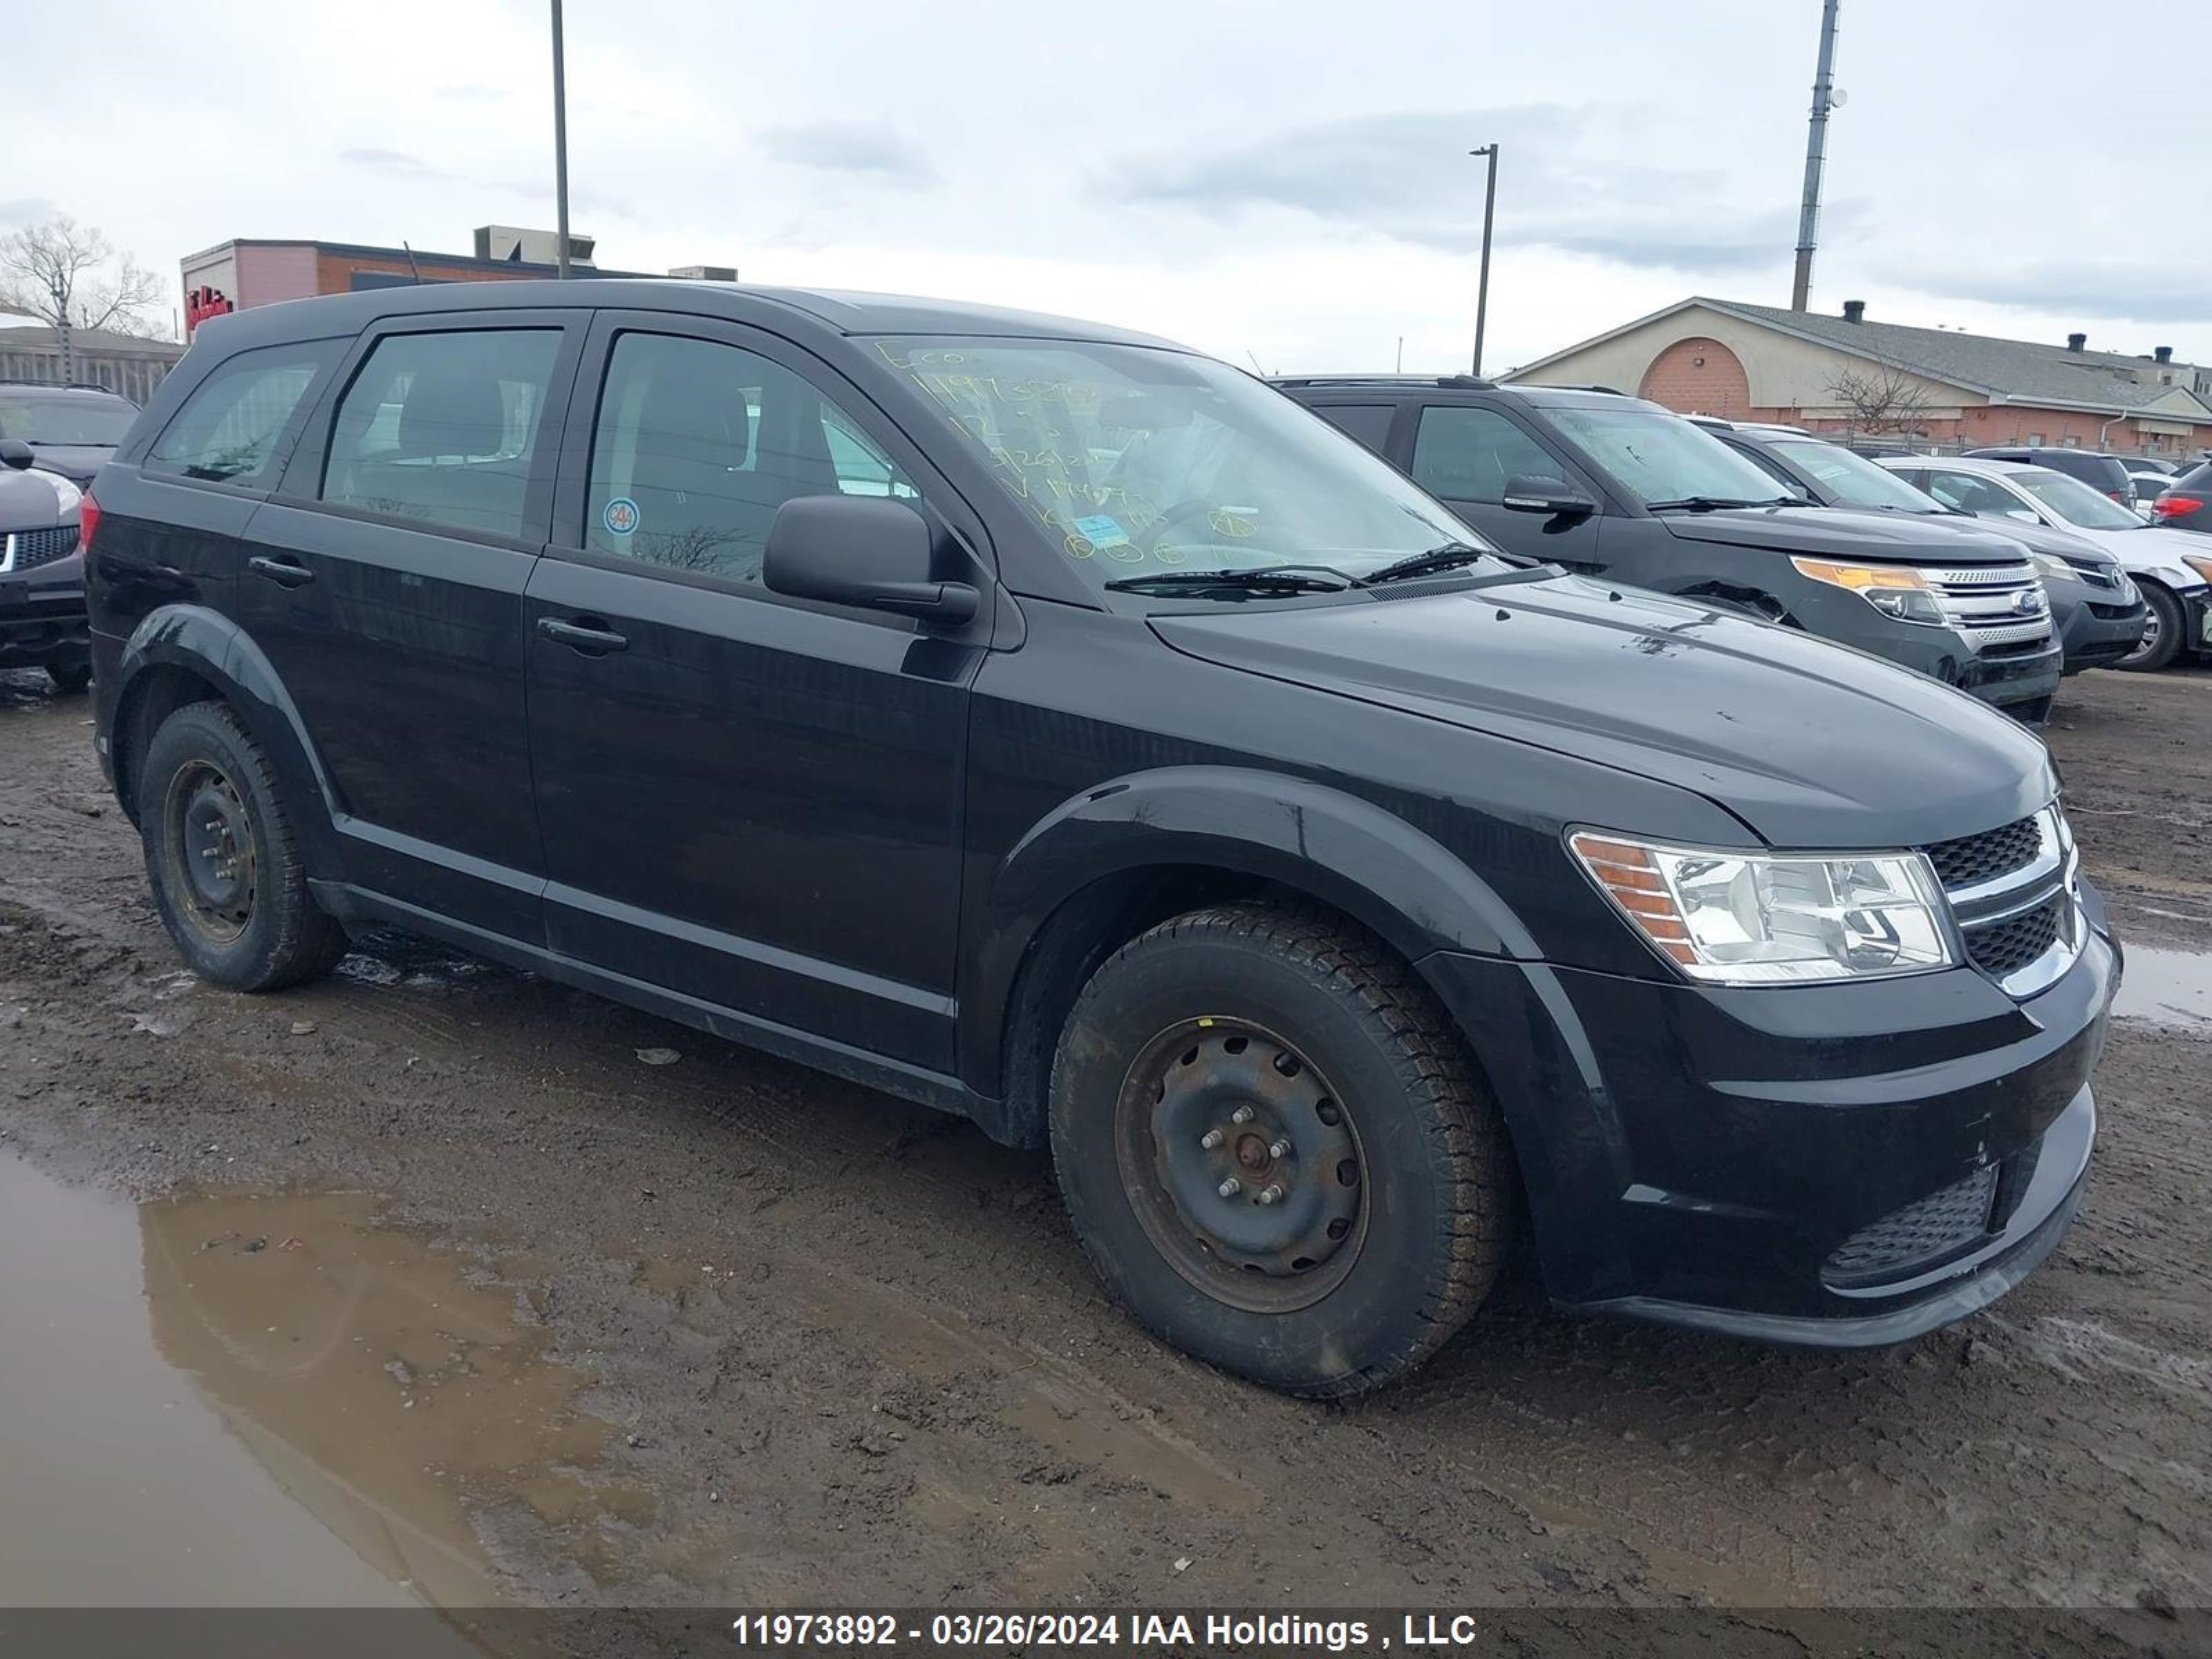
[1928,563,2052,655]
[0,525,79,572]
[1824,1164,1999,1286]
[1967,893,2065,978]
[1924,805,2082,997]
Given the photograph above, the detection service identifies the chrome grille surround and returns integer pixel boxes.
[1926,563,2053,655]
[1927,804,2083,998]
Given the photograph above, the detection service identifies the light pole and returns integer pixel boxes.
[1469,144,1499,377]
[551,0,572,279]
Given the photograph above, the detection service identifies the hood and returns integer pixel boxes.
[21,444,110,487]
[0,465,82,533]
[2062,522,2212,584]
[1153,573,2054,850]
[1658,504,2032,566]
[1968,514,2117,569]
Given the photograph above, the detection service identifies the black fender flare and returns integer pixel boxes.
[110,604,340,872]
[962,765,1538,1110]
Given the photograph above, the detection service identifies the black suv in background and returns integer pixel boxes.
[0,382,140,487]
[1965,446,2138,510]
[82,283,2114,1396]
[0,438,92,692]
[1276,377,2063,722]
[1701,420,2147,676]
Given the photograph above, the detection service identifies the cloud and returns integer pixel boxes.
[0,197,59,229]
[338,147,462,183]
[433,82,507,102]
[756,120,935,185]
[1890,261,2212,330]
[1107,107,1801,274]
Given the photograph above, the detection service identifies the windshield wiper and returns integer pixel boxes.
[1356,541,1521,586]
[1103,564,1351,597]
[1646,494,1804,512]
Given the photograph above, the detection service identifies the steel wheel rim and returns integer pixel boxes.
[1114,1018,1367,1314]
[162,760,257,944]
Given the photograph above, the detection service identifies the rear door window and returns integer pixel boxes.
[320,328,562,539]
[1310,404,1396,456]
[1411,406,1563,502]
[144,342,337,487]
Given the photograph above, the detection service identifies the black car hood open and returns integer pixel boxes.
[1657,505,2034,566]
[1153,574,2056,850]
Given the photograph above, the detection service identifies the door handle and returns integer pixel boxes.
[247,554,316,589]
[536,615,629,654]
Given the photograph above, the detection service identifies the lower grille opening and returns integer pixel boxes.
[1823,1164,2000,1288]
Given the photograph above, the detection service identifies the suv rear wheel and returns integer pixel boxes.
[1049,901,1512,1397]
[2117,582,2183,672]
[138,702,348,991]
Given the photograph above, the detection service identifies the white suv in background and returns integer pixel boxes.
[1879,454,2212,672]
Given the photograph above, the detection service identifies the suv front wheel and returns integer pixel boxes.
[1050,901,1513,1397]
[138,702,349,991]
[2117,582,2183,673]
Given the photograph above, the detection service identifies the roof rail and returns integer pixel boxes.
[1269,373,1497,391]
[1542,383,1629,395]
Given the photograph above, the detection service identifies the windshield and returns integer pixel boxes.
[2014,467,2142,529]
[1768,438,1944,512]
[1545,407,1794,508]
[0,393,136,447]
[872,338,1490,584]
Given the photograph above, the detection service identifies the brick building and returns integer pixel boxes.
[1506,297,2212,461]
[178,227,735,340]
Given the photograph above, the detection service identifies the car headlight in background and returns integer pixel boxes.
[2030,552,2074,583]
[1570,830,1956,984]
[1790,558,1947,626]
[2183,553,2212,588]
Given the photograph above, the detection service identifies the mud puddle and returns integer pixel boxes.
[2110,944,2212,1031]
[0,1154,626,1620]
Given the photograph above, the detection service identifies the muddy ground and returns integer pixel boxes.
[1,665,2208,1646]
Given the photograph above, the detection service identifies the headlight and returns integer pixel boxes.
[1790,558,1947,626]
[1570,830,1957,984]
[2184,553,2212,588]
[2031,552,2074,583]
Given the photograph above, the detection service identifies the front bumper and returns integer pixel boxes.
[2184,585,2212,657]
[2052,590,2148,673]
[1423,882,2117,1344]
[0,549,90,670]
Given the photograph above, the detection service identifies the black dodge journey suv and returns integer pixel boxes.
[84,283,2115,1396]
[1275,377,2064,722]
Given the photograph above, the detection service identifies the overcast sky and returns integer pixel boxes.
[24,0,2211,374]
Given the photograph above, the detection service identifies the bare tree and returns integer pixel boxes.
[0,216,165,382]
[1824,364,1942,440]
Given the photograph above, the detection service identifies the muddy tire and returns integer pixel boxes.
[138,701,348,992]
[1049,901,1512,1398]
[46,660,93,695]
[2116,583,2183,673]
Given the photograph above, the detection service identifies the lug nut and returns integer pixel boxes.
[1269,1138,1292,1159]
[1217,1177,1241,1199]
[1199,1128,1224,1150]
[1230,1105,1255,1124]
[1256,1184,1285,1206]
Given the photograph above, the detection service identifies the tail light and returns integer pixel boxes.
[2155,495,2203,520]
[76,491,101,555]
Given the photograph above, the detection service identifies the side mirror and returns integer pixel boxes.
[765,494,979,625]
[0,438,32,471]
[1501,474,1595,516]
[2003,507,2039,523]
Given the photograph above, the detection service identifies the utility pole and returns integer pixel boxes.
[1790,0,1841,312]
[551,0,572,279]
[1470,144,1499,377]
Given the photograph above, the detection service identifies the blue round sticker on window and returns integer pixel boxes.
[603,497,640,536]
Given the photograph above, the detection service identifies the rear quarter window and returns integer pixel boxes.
[144,341,340,487]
